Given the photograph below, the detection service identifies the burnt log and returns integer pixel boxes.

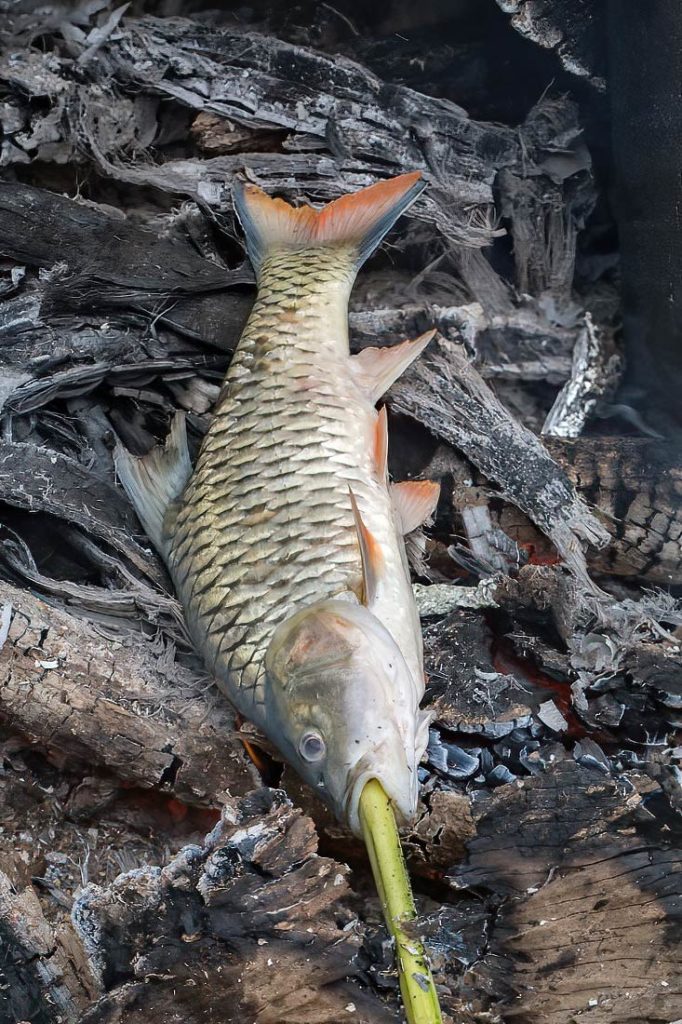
[444,750,682,1023]
[389,336,611,593]
[0,181,253,356]
[0,869,99,1023]
[420,431,682,586]
[0,163,595,395]
[506,437,682,585]
[0,440,160,583]
[0,579,255,805]
[0,789,395,1024]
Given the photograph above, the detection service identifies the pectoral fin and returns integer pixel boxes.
[350,330,436,402]
[349,487,384,606]
[114,412,192,554]
[391,479,440,534]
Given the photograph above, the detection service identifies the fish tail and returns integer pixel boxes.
[234,171,425,272]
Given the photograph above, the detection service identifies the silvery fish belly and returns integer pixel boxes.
[116,172,440,836]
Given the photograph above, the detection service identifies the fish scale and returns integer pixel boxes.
[165,247,397,714]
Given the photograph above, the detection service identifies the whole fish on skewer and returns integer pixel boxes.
[116,171,443,1022]
[117,171,439,834]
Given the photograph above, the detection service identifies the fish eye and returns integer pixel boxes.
[299,730,326,762]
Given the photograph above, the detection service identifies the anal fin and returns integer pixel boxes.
[114,412,192,554]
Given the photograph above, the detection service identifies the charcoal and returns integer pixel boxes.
[485,764,517,786]
[518,742,544,774]
[537,698,569,733]
[425,731,480,781]
[573,737,611,774]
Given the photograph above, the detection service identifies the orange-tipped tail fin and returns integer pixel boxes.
[234,172,424,271]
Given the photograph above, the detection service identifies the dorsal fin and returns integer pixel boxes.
[372,406,389,480]
[114,412,192,555]
[348,487,383,606]
[350,330,436,402]
[391,480,440,534]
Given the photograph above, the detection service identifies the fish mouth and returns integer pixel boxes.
[343,759,418,838]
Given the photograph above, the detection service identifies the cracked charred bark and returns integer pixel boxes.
[0,580,255,804]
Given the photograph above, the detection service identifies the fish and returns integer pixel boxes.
[116,171,440,837]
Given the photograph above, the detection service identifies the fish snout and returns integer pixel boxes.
[343,740,419,838]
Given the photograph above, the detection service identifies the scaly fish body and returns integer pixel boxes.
[169,246,421,710]
[116,173,439,834]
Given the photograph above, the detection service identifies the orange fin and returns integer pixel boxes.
[391,480,440,534]
[239,736,270,777]
[234,172,425,271]
[349,486,383,606]
[372,406,389,480]
[351,330,436,402]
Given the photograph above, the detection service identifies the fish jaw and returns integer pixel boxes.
[264,597,428,837]
[343,744,419,839]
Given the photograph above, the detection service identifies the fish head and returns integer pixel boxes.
[264,597,430,836]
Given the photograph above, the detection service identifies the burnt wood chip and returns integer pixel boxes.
[0,440,159,580]
[73,789,395,1024]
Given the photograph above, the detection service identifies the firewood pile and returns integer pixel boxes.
[0,2,680,1022]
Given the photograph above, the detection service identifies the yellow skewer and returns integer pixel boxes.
[359,779,443,1024]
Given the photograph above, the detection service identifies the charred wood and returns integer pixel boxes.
[0,580,255,805]
[73,789,393,1024]
[0,868,99,1024]
[389,336,611,593]
[497,0,606,86]
[505,437,682,585]
[0,5,678,1024]
[445,750,682,1023]
[542,313,622,439]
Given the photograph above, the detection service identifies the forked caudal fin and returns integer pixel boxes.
[234,171,425,272]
